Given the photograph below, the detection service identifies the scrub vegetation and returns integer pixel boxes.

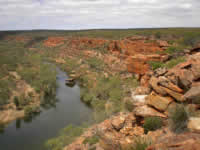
[45,124,85,150]
[169,105,189,133]
[149,56,186,70]
[1,28,200,150]
[143,117,163,134]
[0,37,57,122]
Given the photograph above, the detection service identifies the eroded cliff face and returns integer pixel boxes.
[44,35,169,75]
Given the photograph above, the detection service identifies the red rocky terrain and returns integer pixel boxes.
[44,36,170,75]
[60,36,200,150]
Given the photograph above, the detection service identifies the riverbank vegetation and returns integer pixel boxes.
[0,38,57,125]
[45,124,85,150]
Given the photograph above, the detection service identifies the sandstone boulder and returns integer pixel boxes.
[120,126,144,136]
[162,87,184,102]
[184,85,200,102]
[154,67,168,77]
[134,105,167,118]
[140,74,151,87]
[127,56,150,75]
[149,76,167,95]
[131,91,147,104]
[158,77,183,93]
[127,54,167,75]
[157,40,170,48]
[134,86,151,95]
[111,116,126,131]
[190,45,200,54]
[187,117,200,131]
[147,132,200,150]
[146,92,173,112]
[191,65,200,81]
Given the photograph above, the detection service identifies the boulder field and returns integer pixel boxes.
[60,35,200,150]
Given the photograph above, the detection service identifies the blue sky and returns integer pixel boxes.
[0,0,200,30]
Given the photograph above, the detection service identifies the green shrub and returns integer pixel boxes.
[164,46,183,54]
[125,100,134,112]
[18,94,30,106]
[93,43,109,54]
[13,96,20,107]
[65,58,80,72]
[155,32,161,39]
[80,90,94,105]
[181,33,200,47]
[91,99,106,112]
[169,105,189,133]
[92,109,108,123]
[0,80,10,106]
[83,135,100,146]
[143,117,163,134]
[87,57,104,71]
[148,61,164,70]
[149,57,185,70]
[45,125,84,150]
[126,137,151,150]
[24,105,40,117]
[165,57,185,69]
[109,87,122,102]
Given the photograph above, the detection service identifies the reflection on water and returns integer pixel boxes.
[0,66,92,150]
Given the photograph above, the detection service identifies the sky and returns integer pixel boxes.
[0,0,200,30]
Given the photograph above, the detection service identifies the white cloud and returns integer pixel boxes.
[0,0,199,30]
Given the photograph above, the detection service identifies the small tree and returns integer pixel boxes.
[169,105,189,133]
[155,32,161,39]
[143,117,163,134]
[13,96,19,108]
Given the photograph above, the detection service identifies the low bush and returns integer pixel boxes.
[24,105,40,117]
[169,105,189,133]
[143,117,163,134]
[18,94,30,106]
[148,61,164,70]
[87,57,104,71]
[45,125,84,150]
[165,56,185,69]
[0,80,11,106]
[91,99,106,112]
[125,100,134,112]
[164,46,183,54]
[155,32,161,39]
[83,135,100,146]
[181,33,200,47]
[149,56,185,70]
[80,89,94,105]
[126,137,151,150]
[93,43,109,54]
[65,58,80,73]
[13,96,20,108]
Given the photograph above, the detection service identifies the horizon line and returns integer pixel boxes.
[1,27,200,32]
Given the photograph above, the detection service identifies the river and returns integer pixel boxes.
[0,66,92,150]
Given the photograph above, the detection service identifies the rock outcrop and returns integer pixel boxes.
[187,117,200,131]
[147,130,200,150]
[44,37,65,47]
[132,52,200,119]
[60,37,200,150]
